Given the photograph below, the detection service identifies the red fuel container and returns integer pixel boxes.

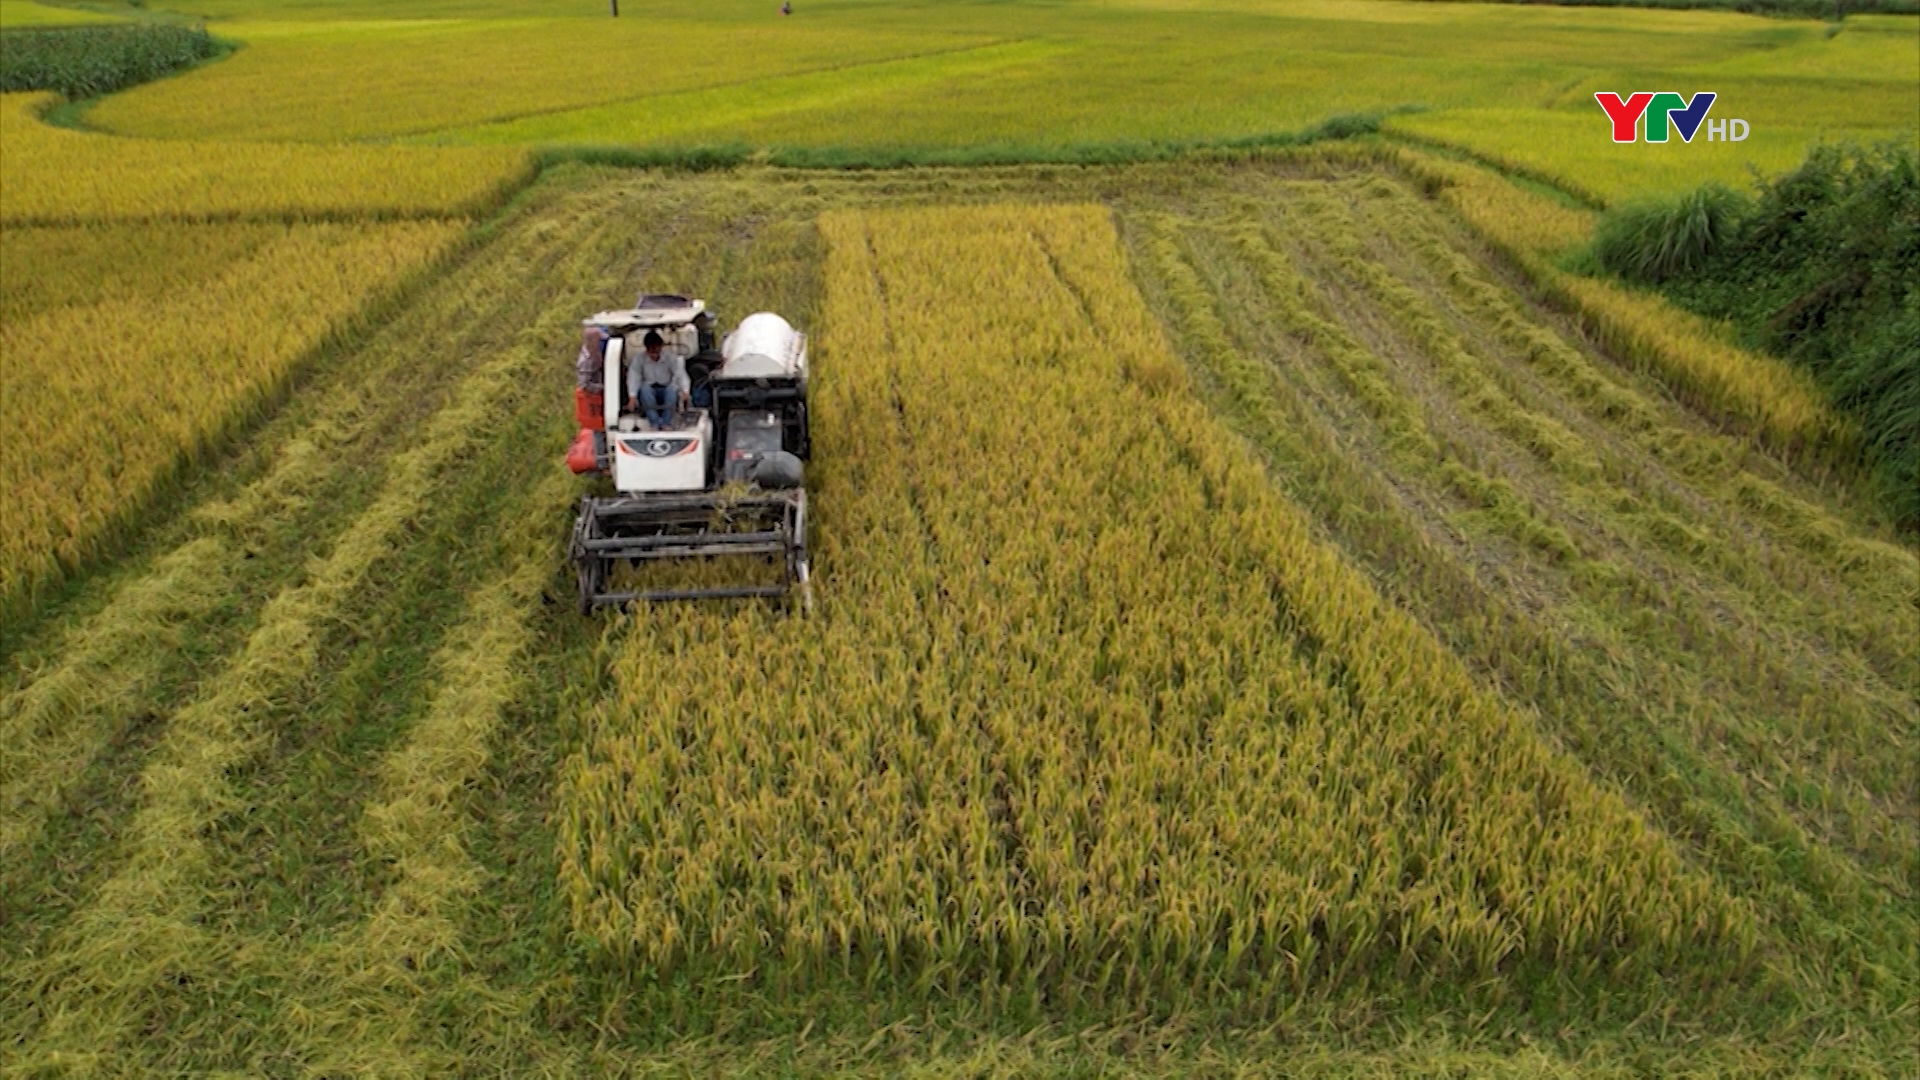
[575,389,605,431]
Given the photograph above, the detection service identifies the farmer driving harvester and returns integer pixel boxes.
[625,329,690,429]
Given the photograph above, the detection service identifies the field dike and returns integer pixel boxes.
[0,92,532,224]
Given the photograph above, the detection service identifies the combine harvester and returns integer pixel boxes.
[566,294,812,614]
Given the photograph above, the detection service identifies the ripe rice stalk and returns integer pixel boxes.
[0,219,464,614]
[0,344,405,872]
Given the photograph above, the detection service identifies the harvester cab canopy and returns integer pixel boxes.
[584,293,708,336]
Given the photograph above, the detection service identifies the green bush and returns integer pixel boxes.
[1593,184,1747,284]
[1605,142,1920,528]
[0,24,222,100]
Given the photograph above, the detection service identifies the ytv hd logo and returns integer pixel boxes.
[1595,92,1749,144]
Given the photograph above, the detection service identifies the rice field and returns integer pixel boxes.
[0,77,526,619]
[1,157,1912,1075]
[0,0,125,28]
[68,0,1918,203]
[1,0,1915,1071]
[0,93,530,224]
[0,217,463,617]
[1384,15,1920,202]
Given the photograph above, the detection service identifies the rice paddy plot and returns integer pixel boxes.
[83,15,985,142]
[2,158,1913,1075]
[68,0,1915,211]
[0,0,126,28]
[0,92,530,224]
[559,198,1750,1016]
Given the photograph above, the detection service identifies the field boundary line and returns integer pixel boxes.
[394,37,1025,142]
[1379,129,1608,210]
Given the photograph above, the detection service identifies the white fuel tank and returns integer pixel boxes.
[719,312,807,382]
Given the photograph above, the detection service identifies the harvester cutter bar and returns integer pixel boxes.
[597,585,793,604]
[571,490,810,613]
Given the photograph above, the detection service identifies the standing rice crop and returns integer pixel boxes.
[0,92,530,223]
[556,202,1752,1015]
[0,219,463,612]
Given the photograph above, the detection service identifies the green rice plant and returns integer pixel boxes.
[76,0,1915,225]
[0,23,220,99]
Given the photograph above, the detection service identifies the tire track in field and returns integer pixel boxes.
[1353,183,1916,675]
[7,308,583,1062]
[1280,185,1916,875]
[275,474,576,1076]
[0,280,450,896]
[2,169,697,1064]
[1124,187,1915,1012]
[0,174,634,916]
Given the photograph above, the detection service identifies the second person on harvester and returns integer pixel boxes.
[626,329,690,429]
